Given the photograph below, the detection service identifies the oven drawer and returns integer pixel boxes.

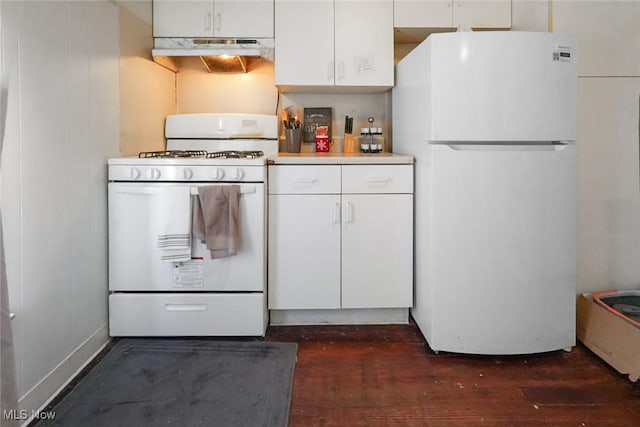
[109,293,267,336]
[269,165,341,194]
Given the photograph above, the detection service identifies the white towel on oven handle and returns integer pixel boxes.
[157,186,191,262]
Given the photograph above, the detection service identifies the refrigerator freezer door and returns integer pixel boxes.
[426,143,576,354]
[429,32,577,142]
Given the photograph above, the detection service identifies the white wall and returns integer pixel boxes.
[119,1,176,156]
[553,0,640,293]
[0,0,119,420]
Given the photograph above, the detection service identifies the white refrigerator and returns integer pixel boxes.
[393,32,577,355]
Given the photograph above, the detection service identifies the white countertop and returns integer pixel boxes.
[268,152,414,165]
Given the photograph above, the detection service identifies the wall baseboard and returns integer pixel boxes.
[18,324,110,426]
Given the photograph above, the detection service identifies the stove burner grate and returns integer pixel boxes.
[206,150,264,159]
[137,150,265,159]
[139,150,208,158]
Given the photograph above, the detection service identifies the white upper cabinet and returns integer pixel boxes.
[153,0,274,38]
[334,0,394,87]
[394,0,511,29]
[275,0,394,90]
[552,0,640,77]
[274,1,335,86]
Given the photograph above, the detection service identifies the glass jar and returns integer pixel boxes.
[359,128,383,153]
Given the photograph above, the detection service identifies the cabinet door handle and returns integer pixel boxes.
[328,62,334,81]
[343,201,353,223]
[337,62,344,80]
[215,12,222,32]
[333,202,341,224]
[205,12,212,31]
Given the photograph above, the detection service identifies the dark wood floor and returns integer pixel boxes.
[265,321,640,427]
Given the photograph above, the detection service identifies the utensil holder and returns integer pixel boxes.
[284,128,303,153]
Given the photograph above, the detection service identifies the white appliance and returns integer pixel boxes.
[393,32,577,355]
[108,113,278,336]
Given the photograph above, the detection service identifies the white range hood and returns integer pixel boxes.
[152,38,274,73]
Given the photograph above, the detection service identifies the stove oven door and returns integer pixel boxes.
[108,182,265,292]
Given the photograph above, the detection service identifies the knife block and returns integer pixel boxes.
[344,134,357,153]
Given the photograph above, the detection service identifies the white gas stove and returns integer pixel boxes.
[108,113,278,182]
[107,113,277,337]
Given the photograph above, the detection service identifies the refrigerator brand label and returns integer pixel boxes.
[553,45,572,63]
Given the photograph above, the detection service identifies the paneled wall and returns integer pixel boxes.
[0,0,119,419]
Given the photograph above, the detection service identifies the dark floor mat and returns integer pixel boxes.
[35,339,297,427]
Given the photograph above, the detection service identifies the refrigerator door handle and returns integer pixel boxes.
[443,143,571,152]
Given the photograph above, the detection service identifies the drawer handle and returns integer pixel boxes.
[367,177,391,185]
[165,304,207,312]
[294,178,317,186]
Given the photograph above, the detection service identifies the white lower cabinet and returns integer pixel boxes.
[268,164,413,311]
[268,193,342,309]
[341,193,413,308]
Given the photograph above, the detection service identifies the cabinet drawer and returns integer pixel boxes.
[342,165,413,194]
[269,165,341,194]
[109,293,266,336]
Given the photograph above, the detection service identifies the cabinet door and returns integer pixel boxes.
[153,0,214,37]
[394,0,511,29]
[268,194,341,309]
[455,0,511,29]
[274,0,334,86]
[341,194,413,309]
[214,0,274,38]
[334,0,394,87]
[394,0,453,27]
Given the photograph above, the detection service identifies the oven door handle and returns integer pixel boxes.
[190,186,256,195]
[112,187,163,195]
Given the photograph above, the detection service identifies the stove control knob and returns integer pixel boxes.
[215,168,225,180]
[183,168,194,180]
[231,168,244,180]
[129,167,141,180]
[148,168,161,180]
